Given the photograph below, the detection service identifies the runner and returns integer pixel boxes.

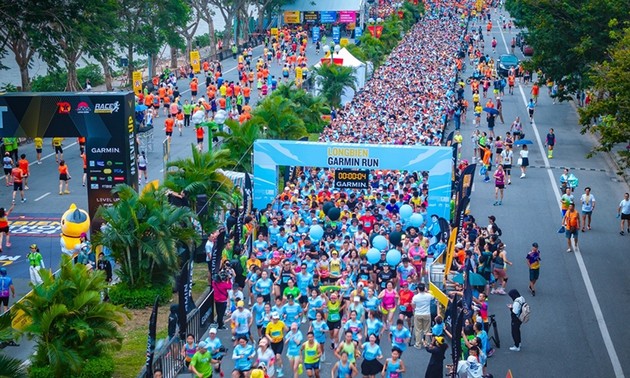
[138,151,148,183]
[232,336,256,378]
[562,202,580,253]
[52,137,64,162]
[265,312,288,377]
[18,154,29,190]
[580,187,595,232]
[285,322,303,378]
[11,161,25,203]
[0,267,16,314]
[34,137,43,164]
[2,153,13,186]
[301,332,321,378]
[526,242,541,296]
[58,160,71,195]
[618,192,630,235]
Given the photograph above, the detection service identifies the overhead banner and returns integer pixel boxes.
[320,11,337,23]
[132,71,143,95]
[284,11,300,24]
[332,26,341,44]
[190,50,201,73]
[339,11,357,23]
[0,92,138,233]
[334,169,369,189]
[312,26,320,42]
[253,140,453,220]
[304,11,318,23]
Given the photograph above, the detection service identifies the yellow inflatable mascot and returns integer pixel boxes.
[60,204,91,257]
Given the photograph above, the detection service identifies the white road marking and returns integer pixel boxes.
[33,141,79,165]
[497,21,625,378]
[34,192,51,202]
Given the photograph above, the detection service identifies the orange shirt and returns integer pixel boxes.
[531,85,539,95]
[196,127,204,139]
[176,112,184,121]
[158,87,166,99]
[78,136,86,145]
[165,118,174,132]
[19,158,29,175]
[202,61,210,71]
[190,81,198,92]
[144,94,154,106]
[207,90,216,99]
[233,85,241,96]
[81,153,87,169]
[11,167,23,183]
[242,87,251,97]
[225,86,233,98]
[58,165,68,175]
[218,98,226,109]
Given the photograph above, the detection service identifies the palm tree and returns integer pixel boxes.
[13,255,129,377]
[92,184,200,288]
[314,63,358,108]
[269,82,330,133]
[250,96,308,140]
[0,313,26,378]
[215,119,260,173]
[165,146,235,232]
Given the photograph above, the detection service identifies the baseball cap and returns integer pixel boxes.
[532,242,539,248]
[455,243,463,249]
[209,328,217,334]
[30,244,38,249]
[198,341,208,349]
[237,300,245,307]
[488,215,496,222]
[272,312,280,319]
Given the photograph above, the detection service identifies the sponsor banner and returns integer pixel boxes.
[190,50,201,73]
[312,26,320,42]
[332,26,341,44]
[334,169,369,189]
[199,290,215,329]
[355,26,363,39]
[320,11,337,23]
[304,11,318,22]
[284,11,300,24]
[339,11,356,23]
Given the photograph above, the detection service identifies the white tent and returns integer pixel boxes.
[313,47,366,105]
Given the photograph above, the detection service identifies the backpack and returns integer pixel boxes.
[516,297,530,323]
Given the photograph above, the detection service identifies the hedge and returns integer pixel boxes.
[29,354,114,378]
[109,281,173,309]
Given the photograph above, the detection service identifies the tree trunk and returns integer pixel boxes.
[66,63,79,91]
[10,35,33,91]
[150,54,159,78]
[100,57,113,91]
[127,45,135,86]
[170,46,178,69]
[208,16,217,56]
[19,65,30,91]
[257,4,264,32]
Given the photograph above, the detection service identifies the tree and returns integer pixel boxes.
[216,119,260,173]
[165,146,235,232]
[191,0,218,56]
[92,184,199,288]
[250,95,308,139]
[33,0,119,91]
[209,0,248,46]
[315,63,357,108]
[0,313,26,378]
[506,0,629,94]
[269,82,330,133]
[13,255,129,377]
[578,27,630,170]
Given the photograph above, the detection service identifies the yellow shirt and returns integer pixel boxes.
[34,138,43,149]
[52,137,64,146]
[266,320,286,343]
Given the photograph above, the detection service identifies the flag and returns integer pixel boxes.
[462,258,473,319]
[234,173,252,248]
[144,296,159,378]
[177,260,192,339]
[212,229,226,276]
[457,163,477,204]
[450,295,464,376]
[454,195,470,237]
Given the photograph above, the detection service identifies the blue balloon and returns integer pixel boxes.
[410,213,424,227]
[386,249,402,266]
[399,204,413,219]
[372,235,388,250]
[366,248,381,264]
[309,225,324,241]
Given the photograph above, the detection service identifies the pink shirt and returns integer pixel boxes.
[213,280,232,302]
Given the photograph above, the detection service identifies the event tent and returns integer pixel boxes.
[313,47,367,105]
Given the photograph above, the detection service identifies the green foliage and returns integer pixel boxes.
[29,354,114,378]
[216,119,260,173]
[506,0,629,94]
[165,146,235,232]
[578,27,630,170]
[109,282,172,309]
[250,95,308,139]
[315,63,357,108]
[92,184,200,289]
[194,33,211,48]
[31,64,104,92]
[268,82,330,133]
[0,83,19,92]
[15,255,129,377]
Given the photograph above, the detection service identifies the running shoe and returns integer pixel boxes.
[509,346,520,351]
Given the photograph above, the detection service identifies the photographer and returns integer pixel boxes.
[424,336,448,378]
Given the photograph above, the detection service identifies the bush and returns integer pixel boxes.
[78,354,115,378]
[30,355,114,378]
[30,64,104,92]
[109,281,172,309]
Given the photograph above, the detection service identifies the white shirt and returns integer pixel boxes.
[411,291,433,316]
[205,239,214,262]
[620,199,630,215]
[501,149,513,165]
[580,194,595,212]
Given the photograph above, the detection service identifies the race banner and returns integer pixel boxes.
[355,26,363,39]
[132,71,143,95]
[312,26,320,42]
[457,163,476,203]
[284,11,300,24]
[190,50,201,73]
[144,296,159,378]
[339,11,357,23]
[320,11,337,23]
[304,11,318,23]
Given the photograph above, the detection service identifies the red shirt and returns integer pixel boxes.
[361,215,376,234]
